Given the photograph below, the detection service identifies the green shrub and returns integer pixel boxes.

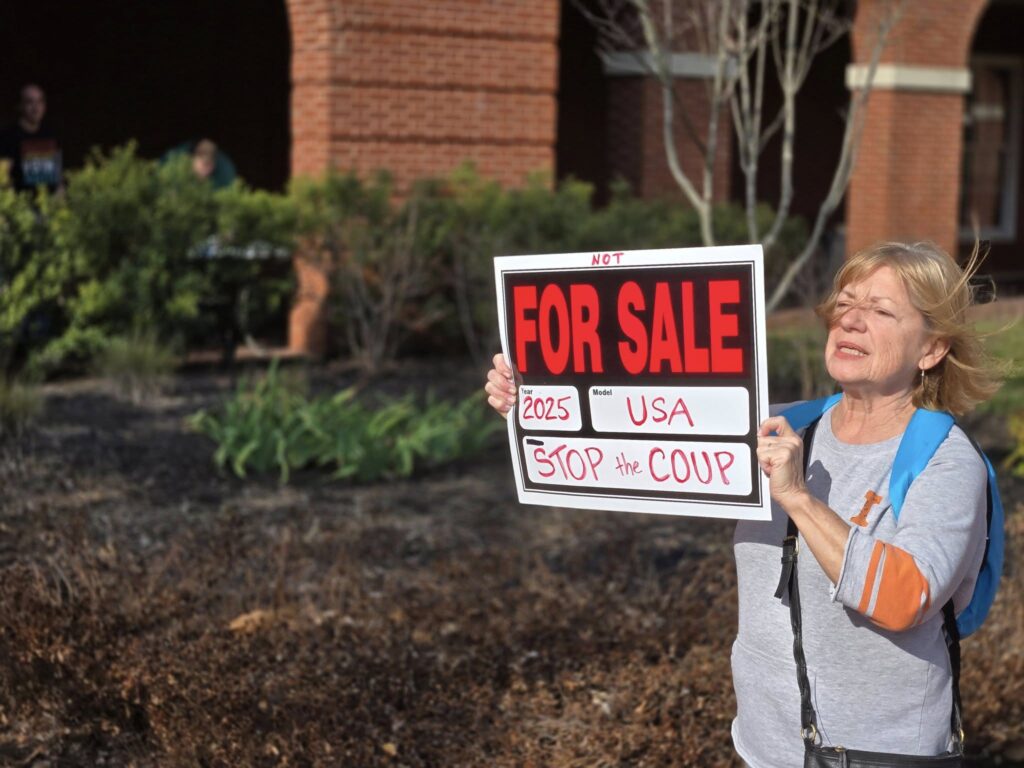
[436,166,593,365]
[4,149,812,377]
[1,145,210,373]
[291,171,456,371]
[54,146,214,351]
[0,178,63,373]
[766,326,833,403]
[23,327,110,381]
[438,169,809,366]
[0,144,296,375]
[1005,411,1024,478]
[205,182,298,346]
[981,320,1024,477]
[977,321,1024,416]
[188,361,503,483]
[94,332,178,403]
[0,378,43,439]
[572,179,700,252]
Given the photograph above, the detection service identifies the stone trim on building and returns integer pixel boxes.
[846,63,972,93]
[601,51,726,79]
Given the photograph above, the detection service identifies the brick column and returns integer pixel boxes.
[325,0,558,190]
[845,0,989,257]
[284,0,561,356]
[287,0,334,176]
[286,0,332,357]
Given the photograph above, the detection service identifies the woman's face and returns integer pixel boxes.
[824,266,947,398]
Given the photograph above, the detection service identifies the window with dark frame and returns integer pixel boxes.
[960,57,1023,242]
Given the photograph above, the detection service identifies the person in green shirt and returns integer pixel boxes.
[163,137,237,189]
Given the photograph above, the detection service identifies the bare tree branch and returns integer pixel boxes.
[699,0,735,234]
[761,0,800,253]
[765,0,906,311]
[575,0,903,305]
[631,0,712,242]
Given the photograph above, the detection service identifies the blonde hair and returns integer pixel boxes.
[816,241,1004,416]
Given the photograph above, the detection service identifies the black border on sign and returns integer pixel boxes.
[498,259,765,510]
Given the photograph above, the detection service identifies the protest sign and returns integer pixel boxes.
[494,246,770,520]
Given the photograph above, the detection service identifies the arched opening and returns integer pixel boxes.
[556,0,610,203]
[0,0,291,190]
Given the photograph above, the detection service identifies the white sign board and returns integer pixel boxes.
[494,246,771,520]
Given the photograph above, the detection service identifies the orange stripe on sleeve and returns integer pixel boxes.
[858,541,884,614]
[868,544,931,631]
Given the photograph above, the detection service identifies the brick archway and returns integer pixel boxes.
[0,0,291,190]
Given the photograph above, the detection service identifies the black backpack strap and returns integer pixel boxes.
[773,517,798,600]
[942,600,966,753]
[776,417,820,744]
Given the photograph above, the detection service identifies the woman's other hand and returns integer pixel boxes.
[485,353,516,418]
[756,416,808,505]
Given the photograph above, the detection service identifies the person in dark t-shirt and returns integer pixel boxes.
[0,83,63,193]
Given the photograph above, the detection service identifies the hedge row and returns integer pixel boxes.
[0,147,809,376]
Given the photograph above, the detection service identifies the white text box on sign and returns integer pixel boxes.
[589,386,749,435]
[517,385,582,432]
[522,436,751,496]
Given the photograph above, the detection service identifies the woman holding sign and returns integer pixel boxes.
[484,241,1002,767]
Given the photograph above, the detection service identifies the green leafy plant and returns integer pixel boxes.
[188,362,502,483]
[0,144,296,376]
[0,177,62,374]
[5,148,814,378]
[203,182,298,353]
[51,146,214,358]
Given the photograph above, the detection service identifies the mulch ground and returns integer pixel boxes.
[1,360,1022,767]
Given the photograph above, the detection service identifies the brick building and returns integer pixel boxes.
[284,0,1021,278]
[282,0,1022,350]
[2,0,1021,351]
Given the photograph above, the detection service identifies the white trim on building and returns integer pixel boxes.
[845,63,972,93]
[601,51,730,79]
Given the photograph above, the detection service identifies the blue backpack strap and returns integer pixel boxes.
[954,445,1004,637]
[889,409,1002,638]
[780,393,842,431]
[780,401,1002,637]
[888,409,954,520]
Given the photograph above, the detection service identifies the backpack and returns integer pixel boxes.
[781,394,1004,637]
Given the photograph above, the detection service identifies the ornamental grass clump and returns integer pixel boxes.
[188,362,502,483]
[94,332,177,404]
[0,378,43,440]
[1005,412,1024,479]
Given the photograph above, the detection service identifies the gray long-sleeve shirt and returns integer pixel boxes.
[731,403,987,767]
